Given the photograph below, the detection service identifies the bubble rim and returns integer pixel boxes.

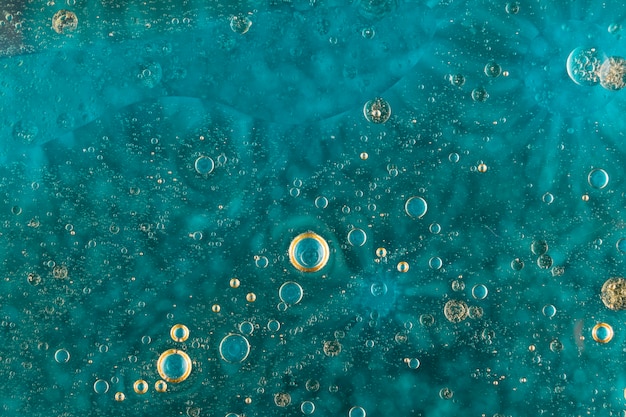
[156,349,193,383]
[170,323,190,342]
[218,333,251,363]
[288,232,330,273]
[591,322,614,343]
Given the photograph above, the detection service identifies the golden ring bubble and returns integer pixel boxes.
[157,349,192,383]
[591,322,614,343]
[170,324,190,342]
[133,379,148,394]
[114,392,125,402]
[155,380,168,392]
[288,232,330,273]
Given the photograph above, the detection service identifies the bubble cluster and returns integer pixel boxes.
[600,277,626,310]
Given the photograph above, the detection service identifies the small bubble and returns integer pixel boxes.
[405,196,428,218]
[230,278,241,288]
[428,256,443,270]
[397,261,410,273]
[114,392,126,402]
[471,87,489,102]
[194,156,215,175]
[230,14,252,34]
[588,168,609,189]
[361,27,375,39]
[93,379,109,394]
[315,196,329,209]
[349,406,367,417]
[376,247,387,258]
[301,401,316,414]
[133,379,149,394]
[347,228,367,247]
[542,304,556,318]
[246,293,257,302]
[439,387,454,400]
[155,380,168,392]
[592,322,614,343]
[219,334,251,363]
[54,348,70,363]
[511,258,524,270]
[449,74,465,87]
[363,98,391,124]
[505,2,520,14]
[51,9,78,34]
[170,324,190,342]
[471,284,488,300]
[406,358,420,369]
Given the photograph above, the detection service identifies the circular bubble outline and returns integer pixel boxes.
[288,232,330,273]
[156,349,192,383]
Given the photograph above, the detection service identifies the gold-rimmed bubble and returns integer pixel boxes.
[376,247,387,258]
[155,380,168,392]
[157,349,192,383]
[397,261,409,273]
[230,278,240,288]
[246,293,256,302]
[212,304,221,313]
[133,379,148,394]
[592,322,614,343]
[114,392,126,402]
[288,232,330,273]
[170,324,189,342]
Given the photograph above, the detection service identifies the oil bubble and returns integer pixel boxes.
[155,380,167,392]
[288,232,330,273]
[170,324,190,342]
[592,322,614,343]
[267,319,281,332]
[219,334,251,363]
[444,300,468,323]
[52,9,78,34]
[93,379,109,394]
[347,228,367,247]
[301,401,316,414]
[449,74,465,87]
[54,348,70,363]
[397,261,409,273]
[588,168,609,189]
[531,240,548,255]
[349,406,367,417]
[542,304,556,318]
[511,258,524,270]
[115,392,125,402]
[484,61,502,77]
[230,15,252,34]
[405,196,427,218]
[194,156,215,175]
[549,339,563,352]
[599,56,626,90]
[617,238,626,253]
[274,392,291,407]
[376,247,387,258]
[566,47,604,86]
[323,340,342,357]
[133,379,149,394]
[505,2,520,14]
[601,277,626,310]
[157,349,192,383]
[471,284,488,300]
[239,321,254,335]
[363,98,391,124]
[428,256,443,270]
[279,281,304,305]
[407,358,420,369]
[537,254,553,269]
[471,87,489,102]
[315,196,329,209]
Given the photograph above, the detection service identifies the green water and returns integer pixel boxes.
[2,1,626,416]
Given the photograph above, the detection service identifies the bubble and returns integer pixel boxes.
[471,284,488,300]
[315,196,329,209]
[592,323,614,343]
[194,156,215,175]
[407,358,420,369]
[279,281,304,305]
[542,304,557,318]
[230,15,252,34]
[301,401,316,414]
[477,162,488,173]
[601,277,626,310]
[115,392,126,402]
[448,152,460,163]
[239,321,254,335]
[219,334,251,363]
[361,27,375,39]
[27,272,42,286]
[511,258,524,270]
[439,388,454,400]
[449,74,465,87]
[397,261,409,273]
[531,240,548,255]
[566,47,604,86]
[323,340,342,357]
[288,232,330,273]
[267,319,281,332]
[505,1,520,14]
[133,379,148,394]
[349,406,367,417]
[54,348,70,363]
[588,168,609,189]
[254,255,269,268]
[542,192,554,204]
[141,335,152,345]
[599,56,626,90]
[536,254,553,269]
[274,392,291,407]
[484,61,502,78]
[347,228,367,247]
[93,379,109,394]
[429,223,441,234]
[376,247,387,258]
[51,9,78,34]
[170,324,190,342]
[404,196,428,218]
[471,87,489,102]
[155,380,168,392]
[157,349,192,383]
[305,379,320,392]
[444,300,469,323]
[549,339,563,352]
[420,313,435,326]
[428,256,443,270]
[363,98,391,124]
[246,292,257,302]
[370,282,388,296]
[617,239,626,253]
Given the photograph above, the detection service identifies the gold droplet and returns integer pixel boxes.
[212,304,221,313]
[230,278,240,288]
[114,392,125,402]
[246,293,257,302]
[155,380,167,392]
[133,379,148,394]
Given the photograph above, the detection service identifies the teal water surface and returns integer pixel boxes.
[3,1,626,416]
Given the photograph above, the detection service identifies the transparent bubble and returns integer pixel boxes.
[617,238,626,253]
[370,282,388,297]
[279,282,304,305]
[323,340,342,357]
[230,15,252,34]
[361,27,375,39]
[439,388,454,400]
[549,339,563,352]
[566,47,604,86]
[305,379,320,392]
[542,192,554,204]
[255,256,269,268]
[52,9,78,34]
[471,284,488,300]
[542,304,556,318]
[588,168,609,189]
[239,321,254,335]
[505,1,520,14]
[449,152,460,163]
[471,87,489,102]
[484,61,502,78]
[195,156,215,175]
[274,392,291,407]
[54,348,70,363]
[288,232,330,272]
[419,313,435,326]
[301,401,316,414]
[405,196,428,218]
[267,319,281,332]
[347,228,367,247]
[315,196,329,209]
[449,74,465,87]
[219,334,251,363]
[93,379,109,394]
[601,277,626,310]
[592,322,614,343]
[599,56,626,90]
[511,258,524,270]
[429,223,441,234]
[363,98,391,124]
[349,406,367,417]
[407,358,420,369]
[428,256,443,270]
[531,240,548,255]
[537,254,553,269]
[157,349,192,383]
